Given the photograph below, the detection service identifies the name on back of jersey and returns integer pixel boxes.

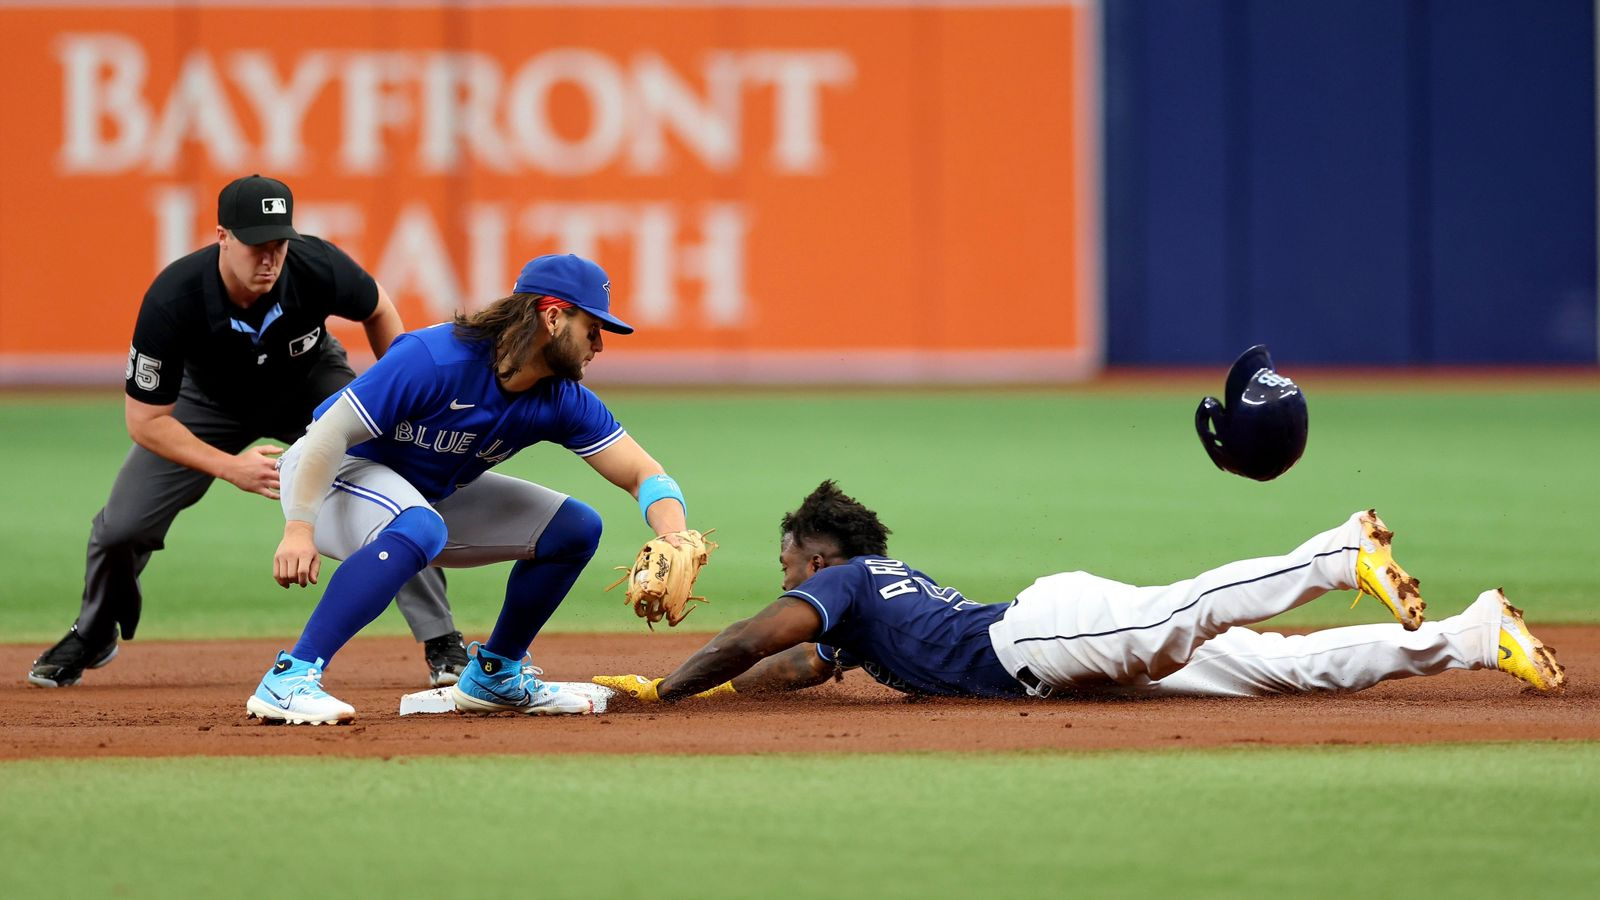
[864,558,979,609]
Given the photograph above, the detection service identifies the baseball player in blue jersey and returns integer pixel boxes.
[595,481,1565,704]
[247,253,698,724]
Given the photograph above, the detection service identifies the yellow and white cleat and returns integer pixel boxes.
[1353,509,1426,630]
[1488,589,1566,692]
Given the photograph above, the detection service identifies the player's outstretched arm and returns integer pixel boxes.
[657,597,823,701]
[125,395,282,497]
[730,643,839,694]
[582,437,687,535]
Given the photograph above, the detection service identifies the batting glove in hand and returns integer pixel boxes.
[592,674,735,703]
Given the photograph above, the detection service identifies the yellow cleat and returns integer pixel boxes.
[1352,509,1425,630]
[1490,589,1566,692]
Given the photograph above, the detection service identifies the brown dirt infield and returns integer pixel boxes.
[4,629,1597,760]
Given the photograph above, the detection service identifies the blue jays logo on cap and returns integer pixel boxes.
[512,254,634,335]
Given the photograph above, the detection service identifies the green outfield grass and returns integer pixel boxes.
[2,387,1597,643]
[4,388,1595,899]
[2,743,1597,898]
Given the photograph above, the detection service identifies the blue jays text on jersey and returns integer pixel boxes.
[784,557,1026,698]
[311,324,626,501]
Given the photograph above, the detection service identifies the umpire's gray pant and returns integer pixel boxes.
[75,360,453,644]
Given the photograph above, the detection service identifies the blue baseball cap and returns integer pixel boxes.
[512,253,633,335]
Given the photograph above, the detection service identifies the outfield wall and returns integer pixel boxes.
[1104,0,1599,366]
[0,0,1099,386]
[4,0,1593,384]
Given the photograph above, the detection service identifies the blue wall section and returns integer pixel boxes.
[1104,0,1597,365]
[1426,1,1598,362]
[1105,1,1233,359]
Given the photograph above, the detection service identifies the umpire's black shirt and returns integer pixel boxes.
[125,236,379,416]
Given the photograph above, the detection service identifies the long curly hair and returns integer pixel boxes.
[780,480,891,557]
[453,294,577,381]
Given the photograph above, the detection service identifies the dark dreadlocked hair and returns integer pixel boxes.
[453,294,580,381]
[780,480,891,558]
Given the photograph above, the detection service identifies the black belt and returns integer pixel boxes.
[1014,666,1054,699]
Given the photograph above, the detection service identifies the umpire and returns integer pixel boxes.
[27,175,468,689]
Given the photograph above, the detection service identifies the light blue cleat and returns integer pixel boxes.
[452,642,593,716]
[246,651,355,725]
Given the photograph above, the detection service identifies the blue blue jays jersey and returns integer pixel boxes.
[312,324,626,501]
[785,557,1025,698]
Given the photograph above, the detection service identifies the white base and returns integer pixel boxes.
[399,682,616,715]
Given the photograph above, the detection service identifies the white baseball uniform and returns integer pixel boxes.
[988,512,1498,697]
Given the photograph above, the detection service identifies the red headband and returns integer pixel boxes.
[536,295,574,312]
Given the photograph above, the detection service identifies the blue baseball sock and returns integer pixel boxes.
[485,498,602,660]
[292,507,447,665]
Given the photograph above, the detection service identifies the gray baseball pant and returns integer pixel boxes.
[73,355,454,643]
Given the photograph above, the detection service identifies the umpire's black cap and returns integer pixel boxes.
[218,174,301,245]
[1194,344,1309,481]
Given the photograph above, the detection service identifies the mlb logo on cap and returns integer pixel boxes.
[218,174,301,245]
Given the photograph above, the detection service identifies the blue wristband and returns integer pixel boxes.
[638,473,686,523]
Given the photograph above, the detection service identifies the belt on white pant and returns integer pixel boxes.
[1013,666,1054,699]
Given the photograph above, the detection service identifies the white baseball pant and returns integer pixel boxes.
[988,512,1499,697]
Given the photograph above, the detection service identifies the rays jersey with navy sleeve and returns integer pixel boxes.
[310,324,626,501]
[784,557,1026,698]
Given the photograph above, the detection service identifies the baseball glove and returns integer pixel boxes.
[606,529,717,629]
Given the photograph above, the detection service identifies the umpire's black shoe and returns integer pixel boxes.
[28,626,119,688]
[424,631,469,687]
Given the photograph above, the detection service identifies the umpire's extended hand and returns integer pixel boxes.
[223,444,284,498]
[274,521,321,588]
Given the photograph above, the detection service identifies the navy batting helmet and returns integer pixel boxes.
[1194,345,1308,482]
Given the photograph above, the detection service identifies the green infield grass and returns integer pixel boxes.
[2,386,1596,643]
[2,742,1596,898]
